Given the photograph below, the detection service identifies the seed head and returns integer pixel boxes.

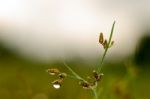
[46,68,60,75]
[58,73,67,79]
[79,81,91,89]
[99,32,104,44]
[109,41,114,48]
[93,70,104,81]
[111,41,114,46]
[103,40,108,49]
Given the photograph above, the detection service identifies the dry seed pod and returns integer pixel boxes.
[89,81,97,89]
[58,73,67,79]
[103,40,108,49]
[111,41,114,46]
[109,41,114,48]
[93,70,100,81]
[93,70,104,81]
[99,73,104,81]
[52,79,64,84]
[79,81,90,89]
[99,32,104,44]
[47,68,60,75]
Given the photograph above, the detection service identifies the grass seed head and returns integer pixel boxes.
[103,40,108,49]
[99,32,104,44]
[58,73,67,79]
[47,68,60,76]
[79,80,91,89]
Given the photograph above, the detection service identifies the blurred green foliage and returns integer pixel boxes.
[0,42,150,99]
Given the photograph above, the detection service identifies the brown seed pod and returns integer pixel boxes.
[58,73,67,79]
[47,68,60,75]
[93,70,104,81]
[109,41,114,48]
[93,70,99,81]
[89,81,97,89]
[99,32,104,44]
[103,40,108,49]
[111,41,114,46]
[52,79,64,84]
[79,81,91,89]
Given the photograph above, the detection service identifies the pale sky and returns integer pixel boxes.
[0,0,150,61]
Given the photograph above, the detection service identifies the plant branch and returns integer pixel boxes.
[63,62,86,82]
[97,21,115,73]
[67,74,81,80]
[92,88,98,99]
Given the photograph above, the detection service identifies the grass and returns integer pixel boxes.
[0,58,150,99]
[0,22,150,99]
[46,21,116,99]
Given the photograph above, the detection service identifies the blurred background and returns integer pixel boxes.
[0,0,150,99]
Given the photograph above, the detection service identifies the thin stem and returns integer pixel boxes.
[97,21,115,73]
[63,62,86,82]
[97,47,107,72]
[67,74,81,80]
[92,88,98,99]
[96,85,102,99]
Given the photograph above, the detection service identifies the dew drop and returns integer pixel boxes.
[53,84,61,89]
[49,72,55,75]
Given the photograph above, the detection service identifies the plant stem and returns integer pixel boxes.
[67,74,81,80]
[63,62,86,82]
[92,88,98,99]
[97,21,115,73]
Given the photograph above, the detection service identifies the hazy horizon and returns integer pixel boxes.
[0,0,150,61]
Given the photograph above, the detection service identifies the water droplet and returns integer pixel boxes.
[51,79,63,89]
[49,72,56,75]
[53,84,61,89]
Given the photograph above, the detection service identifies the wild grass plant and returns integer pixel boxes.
[0,21,149,99]
[47,21,116,99]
